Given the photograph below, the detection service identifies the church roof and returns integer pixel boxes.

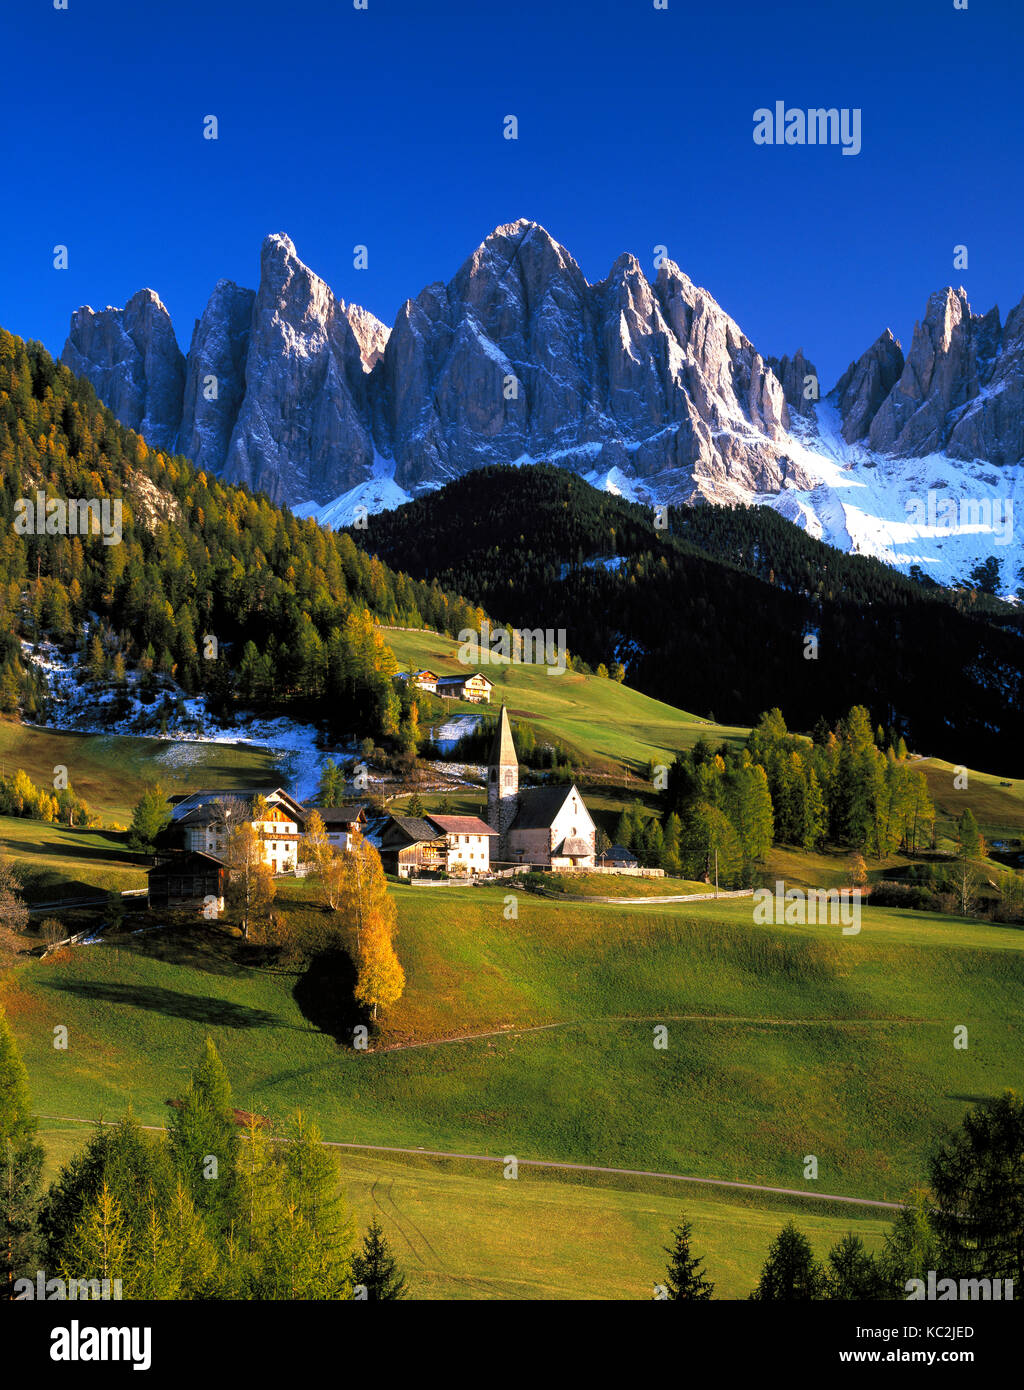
[489,704,517,767]
[509,784,576,830]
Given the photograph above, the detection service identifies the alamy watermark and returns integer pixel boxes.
[458,620,567,675]
[13,492,123,545]
[753,102,861,156]
[905,1272,1014,1301]
[904,490,1013,544]
[753,880,861,934]
[14,1269,123,1300]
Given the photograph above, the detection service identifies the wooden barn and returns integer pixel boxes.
[147,851,226,910]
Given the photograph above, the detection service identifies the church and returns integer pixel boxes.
[487,705,596,870]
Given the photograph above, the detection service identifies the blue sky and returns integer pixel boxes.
[3,0,1022,387]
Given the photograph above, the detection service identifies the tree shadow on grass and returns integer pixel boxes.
[40,978,285,1029]
[116,926,281,979]
[292,949,367,1044]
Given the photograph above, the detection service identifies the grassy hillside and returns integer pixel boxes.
[32,1118,889,1300]
[0,719,282,826]
[0,817,146,899]
[7,881,1021,1206]
[382,627,747,774]
[918,757,1024,846]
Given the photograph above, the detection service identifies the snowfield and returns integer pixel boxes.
[754,403,1022,591]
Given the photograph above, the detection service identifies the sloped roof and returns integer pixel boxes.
[510,784,573,830]
[317,804,368,825]
[359,815,390,849]
[553,837,593,857]
[386,816,443,845]
[427,815,497,836]
[437,673,493,687]
[170,786,305,822]
[598,844,638,863]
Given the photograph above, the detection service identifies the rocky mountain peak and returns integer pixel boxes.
[832,328,905,442]
[61,287,184,451]
[766,348,820,418]
[61,226,1024,518]
[868,287,1002,455]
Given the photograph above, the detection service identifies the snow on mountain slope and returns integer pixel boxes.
[291,456,412,529]
[753,403,1021,593]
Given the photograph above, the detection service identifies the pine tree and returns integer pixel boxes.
[127,784,170,852]
[661,812,682,873]
[878,1188,941,1293]
[802,767,826,850]
[39,1114,174,1272]
[658,1218,714,1300]
[87,631,106,682]
[929,1090,1024,1284]
[749,1221,821,1300]
[823,1233,886,1299]
[352,1217,407,1300]
[0,1007,35,1147]
[280,1110,353,1298]
[957,808,983,860]
[163,1182,222,1299]
[58,1181,132,1292]
[0,1008,42,1298]
[233,1115,285,1296]
[169,1038,239,1224]
[1,1140,44,1297]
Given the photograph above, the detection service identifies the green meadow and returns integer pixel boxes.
[30,1118,890,1300]
[382,626,748,774]
[0,719,282,827]
[2,647,1022,1298]
[7,882,1021,1215]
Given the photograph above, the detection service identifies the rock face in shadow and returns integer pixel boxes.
[62,288,185,452]
[832,330,905,443]
[178,279,255,477]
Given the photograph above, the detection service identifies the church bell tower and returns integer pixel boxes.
[487,704,519,861]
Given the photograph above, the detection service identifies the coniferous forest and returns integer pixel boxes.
[356,464,1024,774]
[0,330,485,745]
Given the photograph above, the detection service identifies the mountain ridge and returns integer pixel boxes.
[62,222,1024,592]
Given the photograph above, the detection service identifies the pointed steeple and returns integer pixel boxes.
[487,705,519,856]
[489,704,517,767]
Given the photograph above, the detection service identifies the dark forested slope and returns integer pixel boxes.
[355,465,1023,773]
